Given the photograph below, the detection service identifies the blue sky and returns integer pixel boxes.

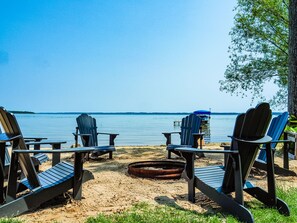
[0,0,278,112]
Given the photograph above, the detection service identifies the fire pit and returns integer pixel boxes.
[128,160,185,180]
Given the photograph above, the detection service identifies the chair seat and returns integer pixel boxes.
[195,165,253,191]
[21,161,74,190]
[195,166,225,189]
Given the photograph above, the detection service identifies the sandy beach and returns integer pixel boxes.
[15,144,297,223]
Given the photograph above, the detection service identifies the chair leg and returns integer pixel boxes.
[85,152,90,161]
[218,193,254,223]
[283,143,289,169]
[188,178,195,203]
[73,153,84,200]
[277,198,291,216]
[167,151,171,159]
[109,151,113,159]
[196,180,254,223]
[244,187,290,216]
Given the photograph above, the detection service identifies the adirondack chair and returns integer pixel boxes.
[253,112,296,175]
[1,121,68,175]
[0,107,95,217]
[162,114,204,159]
[221,112,293,175]
[0,128,50,176]
[175,103,290,223]
[74,113,118,160]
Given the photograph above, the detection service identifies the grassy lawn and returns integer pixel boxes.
[86,187,297,223]
[0,219,22,223]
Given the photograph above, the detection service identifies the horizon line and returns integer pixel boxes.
[33,111,282,115]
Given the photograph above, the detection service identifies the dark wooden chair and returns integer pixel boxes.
[0,128,50,176]
[0,107,95,217]
[74,113,118,160]
[221,112,294,175]
[176,103,290,223]
[0,121,68,175]
[162,114,204,159]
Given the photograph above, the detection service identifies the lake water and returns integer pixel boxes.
[15,113,238,148]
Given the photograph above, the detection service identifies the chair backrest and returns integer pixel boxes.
[0,107,40,188]
[257,112,288,162]
[76,114,98,147]
[0,128,11,166]
[222,103,272,192]
[180,114,202,146]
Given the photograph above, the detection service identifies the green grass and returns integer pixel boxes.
[0,219,22,223]
[86,202,226,223]
[86,187,297,223]
[0,187,296,223]
[249,186,297,223]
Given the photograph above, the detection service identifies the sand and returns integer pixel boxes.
[15,144,297,223]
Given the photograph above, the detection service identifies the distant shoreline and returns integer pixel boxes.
[14,111,282,115]
[35,112,282,115]
[36,112,238,115]
[10,111,35,114]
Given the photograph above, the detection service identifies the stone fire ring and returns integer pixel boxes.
[128,160,185,180]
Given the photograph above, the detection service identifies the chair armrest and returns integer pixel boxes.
[192,133,204,136]
[97,133,119,146]
[284,131,297,135]
[175,147,239,154]
[0,133,22,142]
[162,132,181,145]
[13,147,95,154]
[24,137,47,142]
[271,139,291,144]
[230,135,272,144]
[72,133,92,137]
[25,140,67,146]
[259,139,291,151]
[162,132,181,135]
[97,132,119,136]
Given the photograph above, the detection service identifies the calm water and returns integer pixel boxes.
[15,113,238,148]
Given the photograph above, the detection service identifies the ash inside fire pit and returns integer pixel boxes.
[128,161,185,180]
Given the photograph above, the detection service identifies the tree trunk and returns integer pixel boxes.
[288,0,297,116]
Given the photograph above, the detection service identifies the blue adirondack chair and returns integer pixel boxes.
[253,112,296,175]
[176,103,290,223]
[257,112,288,162]
[162,114,204,159]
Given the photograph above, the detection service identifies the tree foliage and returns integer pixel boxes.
[220,0,289,108]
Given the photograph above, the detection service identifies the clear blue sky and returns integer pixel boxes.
[0,0,278,112]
